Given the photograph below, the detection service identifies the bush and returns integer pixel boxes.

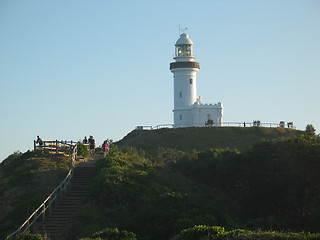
[82,227,137,240]
[173,226,320,240]
[11,232,49,240]
[172,225,225,240]
[306,124,316,135]
[77,142,89,157]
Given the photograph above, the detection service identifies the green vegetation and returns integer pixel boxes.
[10,232,49,240]
[77,142,89,157]
[173,225,320,240]
[306,124,316,135]
[0,151,70,239]
[79,228,137,240]
[117,127,303,153]
[2,128,320,240]
[68,132,320,240]
[67,146,237,240]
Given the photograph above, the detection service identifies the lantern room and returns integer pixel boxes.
[174,33,195,61]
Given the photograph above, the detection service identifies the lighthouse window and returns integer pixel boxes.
[190,79,193,84]
[180,92,182,98]
[177,45,192,57]
[180,115,182,120]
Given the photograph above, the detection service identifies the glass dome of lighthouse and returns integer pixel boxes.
[174,33,195,61]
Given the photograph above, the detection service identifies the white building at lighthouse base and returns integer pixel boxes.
[173,98,223,128]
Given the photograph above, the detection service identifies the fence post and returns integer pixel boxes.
[56,140,58,154]
[34,140,36,151]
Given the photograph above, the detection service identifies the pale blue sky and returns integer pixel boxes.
[0,0,319,161]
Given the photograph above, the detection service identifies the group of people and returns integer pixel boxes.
[35,135,111,157]
[83,136,111,157]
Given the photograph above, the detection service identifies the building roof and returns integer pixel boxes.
[175,33,194,45]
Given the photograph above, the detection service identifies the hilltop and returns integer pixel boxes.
[116,127,303,153]
[69,134,320,239]
[3,128,320,240]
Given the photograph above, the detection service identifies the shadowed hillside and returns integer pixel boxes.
[67,135,320,240]
[116,127,303,153]
[0,151,70,239]
[4,129,320,240]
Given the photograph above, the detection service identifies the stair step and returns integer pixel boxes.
[31,160,97,240]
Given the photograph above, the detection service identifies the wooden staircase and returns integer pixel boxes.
[34,160,96,240]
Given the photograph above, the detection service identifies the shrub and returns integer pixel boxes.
[305,124,316,135]
[173,226,320,240]
[91,227,137,240]
[11,232,49,240]
[173,225,225,240]
[77,142,89,157]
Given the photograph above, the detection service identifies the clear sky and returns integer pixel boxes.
[0,0,319,162]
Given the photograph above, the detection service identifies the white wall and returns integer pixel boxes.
[172,68,198,110]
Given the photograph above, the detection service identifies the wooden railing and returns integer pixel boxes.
[34,140,77,154]
[6,141,78,239]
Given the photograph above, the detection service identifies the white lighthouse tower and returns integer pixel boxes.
[170,32,223,127]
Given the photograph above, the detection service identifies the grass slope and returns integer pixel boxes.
[0,151,70,239]
[117,127,302,153]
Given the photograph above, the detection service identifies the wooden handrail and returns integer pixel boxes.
[34,140,76,154]
[6,142,78,239]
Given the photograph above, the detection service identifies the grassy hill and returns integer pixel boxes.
[116,127,303,153]
[0,151,70,239]
[3,127,320,240]
[69,134,320,240]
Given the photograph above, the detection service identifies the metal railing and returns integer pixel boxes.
[6,142,78,239]
[135,121,295,130]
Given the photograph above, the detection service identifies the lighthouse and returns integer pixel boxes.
[170,32,223,127]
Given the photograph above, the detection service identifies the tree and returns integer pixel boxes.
[305,124,316,135]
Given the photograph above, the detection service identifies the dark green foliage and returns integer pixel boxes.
[10,232,49,240]
[80,146,237,240]
[73,135,320,239]
[1,151,39,173]
[173,225,320,240]
[0,151,70,239]
[306,124,316,135]
[3,128,320,240]
[91,227,137,240]
[172,135,320,232]
[173,225,225,240]
[79,227,137,240]
[77,142,89,157]
[229,135,320,231]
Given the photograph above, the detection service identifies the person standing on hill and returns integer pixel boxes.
[36,136,43,151]
[102,140,109,157]
[88,135,95,155]
[83,136,88,144]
